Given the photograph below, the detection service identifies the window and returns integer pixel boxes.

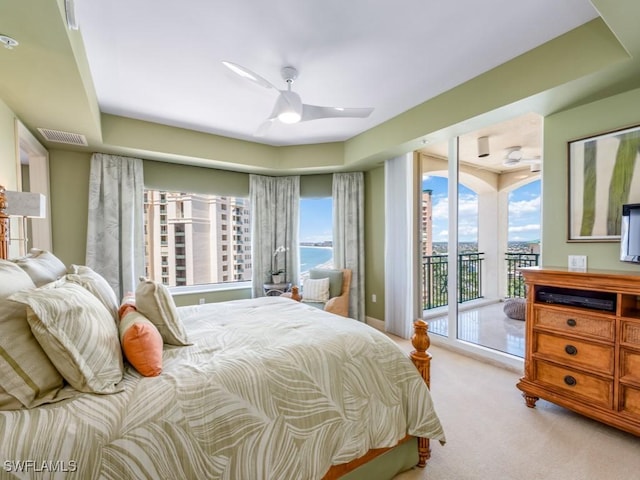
[144,190,252,287]
[299,198,333,280]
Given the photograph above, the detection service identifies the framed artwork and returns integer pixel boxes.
[568,124,640,242]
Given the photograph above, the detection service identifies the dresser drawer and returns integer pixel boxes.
[533,360,613,408]
[620,385,640,419]
[534,332,614,375]
[533,306,614,341]
[621,320,640,347]
[620,348,640,385]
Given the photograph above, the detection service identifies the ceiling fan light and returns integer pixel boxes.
[278,111,301,124]
[275,90,302,124]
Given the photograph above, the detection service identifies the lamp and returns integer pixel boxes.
[5,191,46,254]
[477,136,490,158]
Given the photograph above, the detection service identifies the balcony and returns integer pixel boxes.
[423,251,539,358]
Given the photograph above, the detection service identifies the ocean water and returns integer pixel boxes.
[300,246,333,274]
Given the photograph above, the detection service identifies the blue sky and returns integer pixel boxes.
[299,197,333,242]
[298,178,541,243]
[424,176,541,243]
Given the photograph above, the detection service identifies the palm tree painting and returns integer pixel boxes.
[570,125,640,240]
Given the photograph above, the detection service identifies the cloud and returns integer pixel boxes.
[509,224,540,233]
[509,196,540,216]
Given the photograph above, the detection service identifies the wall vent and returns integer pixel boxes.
[37,128,88,146]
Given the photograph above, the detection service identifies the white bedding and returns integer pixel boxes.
[0,296,444,479]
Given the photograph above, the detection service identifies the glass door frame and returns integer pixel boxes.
[426,136,524,371]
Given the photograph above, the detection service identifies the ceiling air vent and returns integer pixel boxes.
[37,128,88,146]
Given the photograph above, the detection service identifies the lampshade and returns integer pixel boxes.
[5,191,46,218]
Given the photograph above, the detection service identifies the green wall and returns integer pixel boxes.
[543,86,640,271]
[364,166,385,320]
[0,99,18,189]
[46,149,337,305]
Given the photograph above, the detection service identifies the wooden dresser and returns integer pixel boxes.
[517,267,640,436]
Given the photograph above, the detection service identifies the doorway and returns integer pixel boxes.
[418,113,542,361]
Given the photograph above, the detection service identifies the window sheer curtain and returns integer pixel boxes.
[332,172,365,321]
[86,153,145,299]
[384,153,422,338]
[250,175,300,297]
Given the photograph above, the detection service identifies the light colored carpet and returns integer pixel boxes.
[390,337,640,480]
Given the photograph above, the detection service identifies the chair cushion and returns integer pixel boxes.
[310,268,343,299]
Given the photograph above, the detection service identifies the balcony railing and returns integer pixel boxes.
[505,252,540,298]
[422,252,538,309]
[422,253,484,310]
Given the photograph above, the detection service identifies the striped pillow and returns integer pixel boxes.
[66,264,119,323]
[302,277,331,303]
[0,260,65,409]
[136,279,191,346]
[10,280,124,394]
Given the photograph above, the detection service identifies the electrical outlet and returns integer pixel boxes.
[372,294,377,303]
[568,255,587,272]
[199,298,205,305]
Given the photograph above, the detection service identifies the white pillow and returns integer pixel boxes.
[11,249,66,287]
[66,264,119,323]
[302,277,331,303]
[135,278,191,346]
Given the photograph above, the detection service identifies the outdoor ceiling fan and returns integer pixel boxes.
[222,61,374,136]
[503,146,541,170]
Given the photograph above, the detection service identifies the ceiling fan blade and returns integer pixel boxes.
[222,61,279,91]
[300,105,374,122]
[254,118,276,137]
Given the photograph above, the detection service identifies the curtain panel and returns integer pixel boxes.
[384,154,422,338]
[250,175,300,297]
[86,153,145,299]
[332,172,365,321]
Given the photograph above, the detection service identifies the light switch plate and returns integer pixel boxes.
[568,255,587,272]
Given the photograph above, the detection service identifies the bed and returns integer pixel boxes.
[0,186,445,479]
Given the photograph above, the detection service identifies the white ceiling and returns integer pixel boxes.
[74,0,598,147]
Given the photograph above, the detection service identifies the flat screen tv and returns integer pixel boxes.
[620,203,640,263]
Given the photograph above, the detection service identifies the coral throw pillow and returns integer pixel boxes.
[119,306,163,377]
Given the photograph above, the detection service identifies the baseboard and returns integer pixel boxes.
[365,316,384,331]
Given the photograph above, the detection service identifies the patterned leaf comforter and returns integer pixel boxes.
[0,296,445,479]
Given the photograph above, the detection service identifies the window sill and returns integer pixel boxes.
[169,281,252,296]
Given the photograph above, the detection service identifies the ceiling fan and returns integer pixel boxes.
[503,146,541,171]
[222,61,374,136]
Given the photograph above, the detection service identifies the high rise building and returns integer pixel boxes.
[144,191,252,286]
[422,189,433,257]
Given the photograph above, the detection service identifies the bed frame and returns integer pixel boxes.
[0,185,433,477]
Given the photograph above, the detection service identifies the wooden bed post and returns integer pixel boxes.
[0,186,8,260]
[410,319,432,467]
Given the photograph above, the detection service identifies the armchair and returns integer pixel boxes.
[285,268,351,318]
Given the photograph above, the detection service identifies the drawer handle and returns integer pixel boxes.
[566,319,577,327]
[564,375,577,386]
[565,345,578,356]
